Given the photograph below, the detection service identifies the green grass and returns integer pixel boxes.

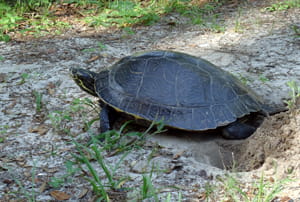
[48,97,98,134]
[0,125,9,143]
[0,0,222,41]
[69,119,165,201]
[140,173,159,201]
[292,24,300,37]
[265,0,300,11]
[205,172,291,201]
[285,80,300,110]
[33,90,43,113]
[0,2,23,41]
[5,163,37,201]
[48,161,80,188]
[17,73,29,85]
[72,134,131,201]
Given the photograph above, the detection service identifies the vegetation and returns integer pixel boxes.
[265,0,300,11]
[0,0,226,41]
[205,172,291,201]
[71,119,165,201]
[285,80,300,110]
[33,90,43,113]
[48,97,98,134]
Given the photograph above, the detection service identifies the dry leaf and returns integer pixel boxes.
[39,181,48,193]
[50,190,71,200]
[28,125,49,135]
[173,150,185,159]
[86,55,100,63]
[0,73,6,83]
[77,188,89,199]
[280,196,292,202]
[43,167,59,173]
[198,192,207,200]
[47,82,56,95]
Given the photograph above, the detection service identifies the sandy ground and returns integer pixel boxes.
[0,0,300,201]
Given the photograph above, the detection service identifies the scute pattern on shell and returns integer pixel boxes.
[95,51,263,131]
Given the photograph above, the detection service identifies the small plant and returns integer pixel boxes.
[18,73,29,85]
[235,73,250,85]
[234,8,243,33]
[82,42,106,53]
[164,192,182,202]
[203,182,217,201]
[48,97,97,134]
[0,136,4,143]
[48,177,65,189]
[140,173,159,201]
[48,110,72,134]
[33,90,43,113]
[0,124,9,137]
[259,75,270,83]
[122,27,135,35]
[0,125,7,143]
[97,42,106,51]
[48,161,80,188]
[72,137,130,201]
[285,80,300,110]
[292,25,300,37]
[0,124,8,130]
[5,163,37,201]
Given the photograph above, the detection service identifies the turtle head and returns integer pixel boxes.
[70,67,98,96]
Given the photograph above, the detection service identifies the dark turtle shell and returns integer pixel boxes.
[94,51,263,131]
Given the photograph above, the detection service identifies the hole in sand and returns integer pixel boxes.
[149,110,298,172]
[149,132,236,170]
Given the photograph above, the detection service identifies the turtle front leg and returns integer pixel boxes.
[99,101,118,133]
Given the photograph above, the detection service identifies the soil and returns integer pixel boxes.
[0,0,300,201]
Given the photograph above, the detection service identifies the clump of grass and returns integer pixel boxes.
[0,125,9,143]
[285,80,300,110]
[48,97,97,134]
[33,90,43,113]
[48,161,80,188]
[4,163,37,201]
[91,120,165,155]
[140,173,159,201]
[17,73,30,85]
[72,136,131,201]
[206,172,291,201]
[71,119,165,201]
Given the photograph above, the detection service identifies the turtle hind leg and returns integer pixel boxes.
[221,121,257,139]
[99,101,118,133]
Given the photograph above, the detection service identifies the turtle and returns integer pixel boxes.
[70,50,276,139]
